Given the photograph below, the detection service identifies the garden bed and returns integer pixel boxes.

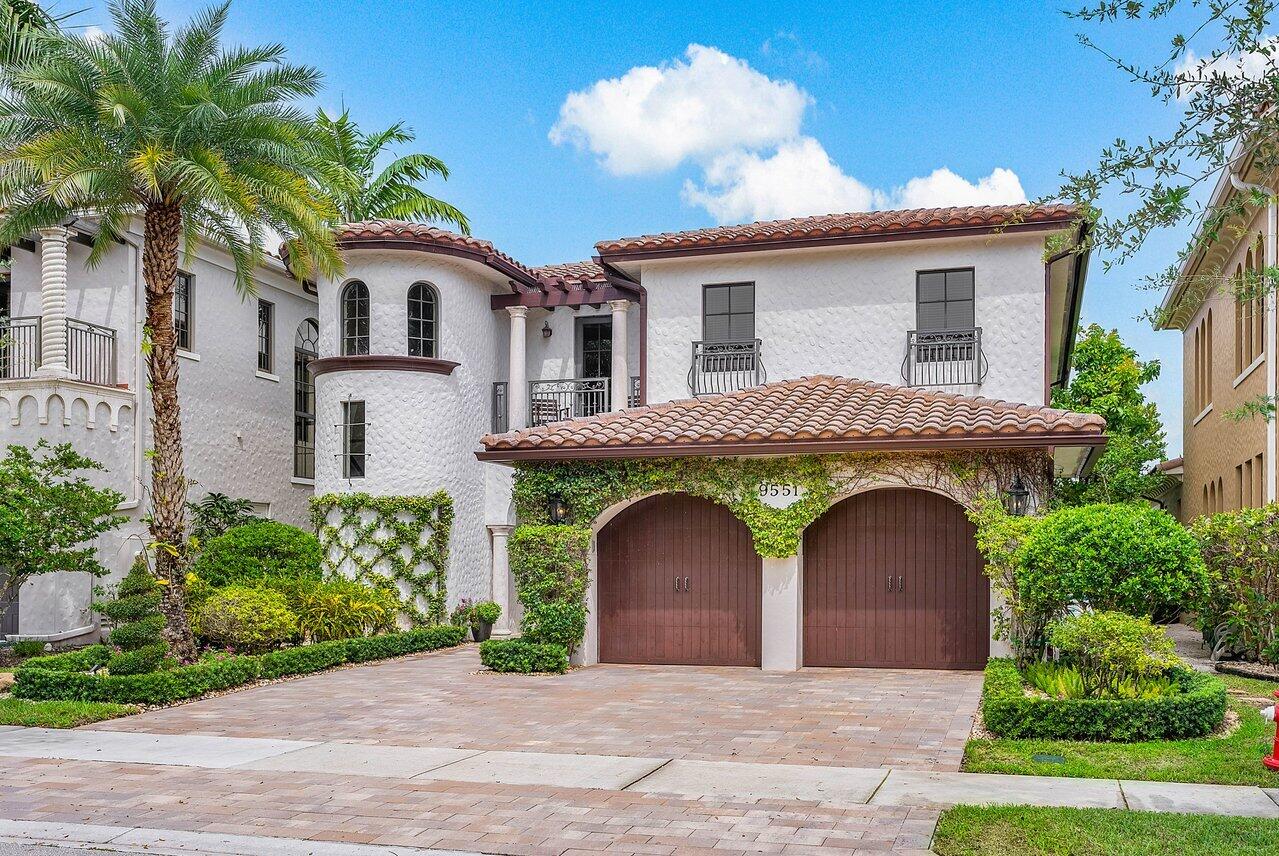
[1216,660,1279,682]
[964,672,1277,786]
[981,658,1227,742]
[13,625,466,706]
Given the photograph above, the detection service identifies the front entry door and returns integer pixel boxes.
[598,493,762,666]
[802,488,989,669]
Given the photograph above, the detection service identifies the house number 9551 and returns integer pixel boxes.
[757,482,806,509]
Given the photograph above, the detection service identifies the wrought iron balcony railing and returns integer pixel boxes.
[529,378,610,427]
[0,316,118,386]
[902,327,988,387]
[689,339,765,396]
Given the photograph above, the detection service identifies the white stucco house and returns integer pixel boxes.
[3,202,1104,671]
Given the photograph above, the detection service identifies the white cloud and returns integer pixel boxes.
[555,45,1029,223]
[1174,38,1279,99]
[683,139,1026,223]
[760,32,828,73]
[891,167,1027,209]
[549,44,810,176]
[83,26,106,42]
[682,137,875,222]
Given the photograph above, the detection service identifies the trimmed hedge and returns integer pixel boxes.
[981,658,1227,741]
[479,638,569,674]
[22,645,112,673]
[14,625,466,705]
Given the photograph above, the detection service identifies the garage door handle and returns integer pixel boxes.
[684,576,690,591]
[674,576,679,592]
[898,575,903,592]
[887,575,891,592]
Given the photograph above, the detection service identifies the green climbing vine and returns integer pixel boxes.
[310,491,454,624]
[512,450,1051,558]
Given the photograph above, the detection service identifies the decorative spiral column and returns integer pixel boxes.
[34,225,73,379]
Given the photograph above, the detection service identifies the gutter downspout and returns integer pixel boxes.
[1230,173,1278,502]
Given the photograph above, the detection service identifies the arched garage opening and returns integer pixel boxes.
[597,492,761,666]
[802,487,988,669]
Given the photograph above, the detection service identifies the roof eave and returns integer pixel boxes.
[476,431,1107,463]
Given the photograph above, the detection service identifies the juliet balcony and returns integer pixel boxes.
[901,327,988,388]
[688,339,766,396]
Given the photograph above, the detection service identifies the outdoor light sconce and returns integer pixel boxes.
[542,320,553,338]
[1004,475,1031,516]
[547,493,571,524]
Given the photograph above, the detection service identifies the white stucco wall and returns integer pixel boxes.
[635,232,1052,407]
[3,225,318,637]
[315,251,508,609]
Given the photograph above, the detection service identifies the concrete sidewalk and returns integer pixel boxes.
[0,726,1276,819]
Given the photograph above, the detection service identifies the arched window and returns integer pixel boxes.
[407,282,438,358]
[293,319,319,480]
[340,281,370,356]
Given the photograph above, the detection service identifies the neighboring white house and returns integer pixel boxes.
[3,203,1103,671]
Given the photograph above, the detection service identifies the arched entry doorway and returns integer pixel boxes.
[597,493,761,666]
[802,487,988,669]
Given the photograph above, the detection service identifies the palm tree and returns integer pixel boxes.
[313,108,468,230]
[0,0,59,67]
[0,0,343,657]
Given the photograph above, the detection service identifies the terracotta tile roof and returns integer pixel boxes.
[479,375,1106,460]
[531,260,609,286]
[336,220,541,284]
[595,203,1078,257]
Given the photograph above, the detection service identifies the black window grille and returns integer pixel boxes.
[342,399,366,479]
[293,319,318,479]
[341,281,370,355]
[174,272,193,350]
[257,299,274,372]
[407,282,438,358]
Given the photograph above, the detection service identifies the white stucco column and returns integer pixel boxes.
[488,524,515,637]
[34,225,73,379]
[761,554,802,671]
[608,299,629,411]
[507,306,528,430]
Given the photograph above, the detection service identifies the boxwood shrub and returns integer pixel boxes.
[479,638,569,674]
[13,624,467,705]
[981,658,1227,741]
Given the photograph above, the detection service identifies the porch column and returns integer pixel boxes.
[507,306,528,430]
[609,299,629,411]
[488,524,515,637]
[34,225,73,379]
[761,554,802,671]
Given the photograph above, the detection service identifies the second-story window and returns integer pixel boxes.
[407,282,438,358]
[1193,308,1214,414]
[341,281,370,355]
[342,400,366,479]
[257,299,274,373]
[702,283,755,342]
[173,271,193,351]
[916,269,975,331]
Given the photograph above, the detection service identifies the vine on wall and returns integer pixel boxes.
[310,491,454,624]
[512,450,1052,558]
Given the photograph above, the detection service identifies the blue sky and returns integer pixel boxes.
[76,0,1198,453]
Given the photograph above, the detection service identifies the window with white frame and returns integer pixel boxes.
[340,281,370,356]
[407,282,439,358]
[174,271,193,350]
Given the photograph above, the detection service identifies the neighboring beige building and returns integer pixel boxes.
[1159,153,1276,520]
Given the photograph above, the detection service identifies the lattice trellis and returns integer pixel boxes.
[310,491,454,625]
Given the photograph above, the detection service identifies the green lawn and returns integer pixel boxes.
[0,697,138,727]
[964,672,1279,786]
[933,806,1279,856]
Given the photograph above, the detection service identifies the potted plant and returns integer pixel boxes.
[450,598,474,630]
[471,601,501,642]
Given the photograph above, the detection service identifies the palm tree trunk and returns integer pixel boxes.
[142,201,195,660]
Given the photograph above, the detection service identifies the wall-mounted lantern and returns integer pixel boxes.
[1004,475,1031,517]
[542,320,553,338]
[547,493,571,524]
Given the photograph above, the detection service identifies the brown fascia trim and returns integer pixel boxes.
[595,218,1075,264]
[310,355,460,377]
[489,284,636,310]
[338,238,541,288]
[1054,221,1091,390]
[475,431,1107,462]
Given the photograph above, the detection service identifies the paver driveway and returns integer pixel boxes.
[91,645,981,770]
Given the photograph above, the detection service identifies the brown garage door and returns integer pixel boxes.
[598,493,761,666]
[803,488,988,669]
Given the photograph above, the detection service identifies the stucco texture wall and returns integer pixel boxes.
[316,251,508,608]
[636,233,1051,407]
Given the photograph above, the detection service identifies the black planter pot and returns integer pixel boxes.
[471,622,493,643]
